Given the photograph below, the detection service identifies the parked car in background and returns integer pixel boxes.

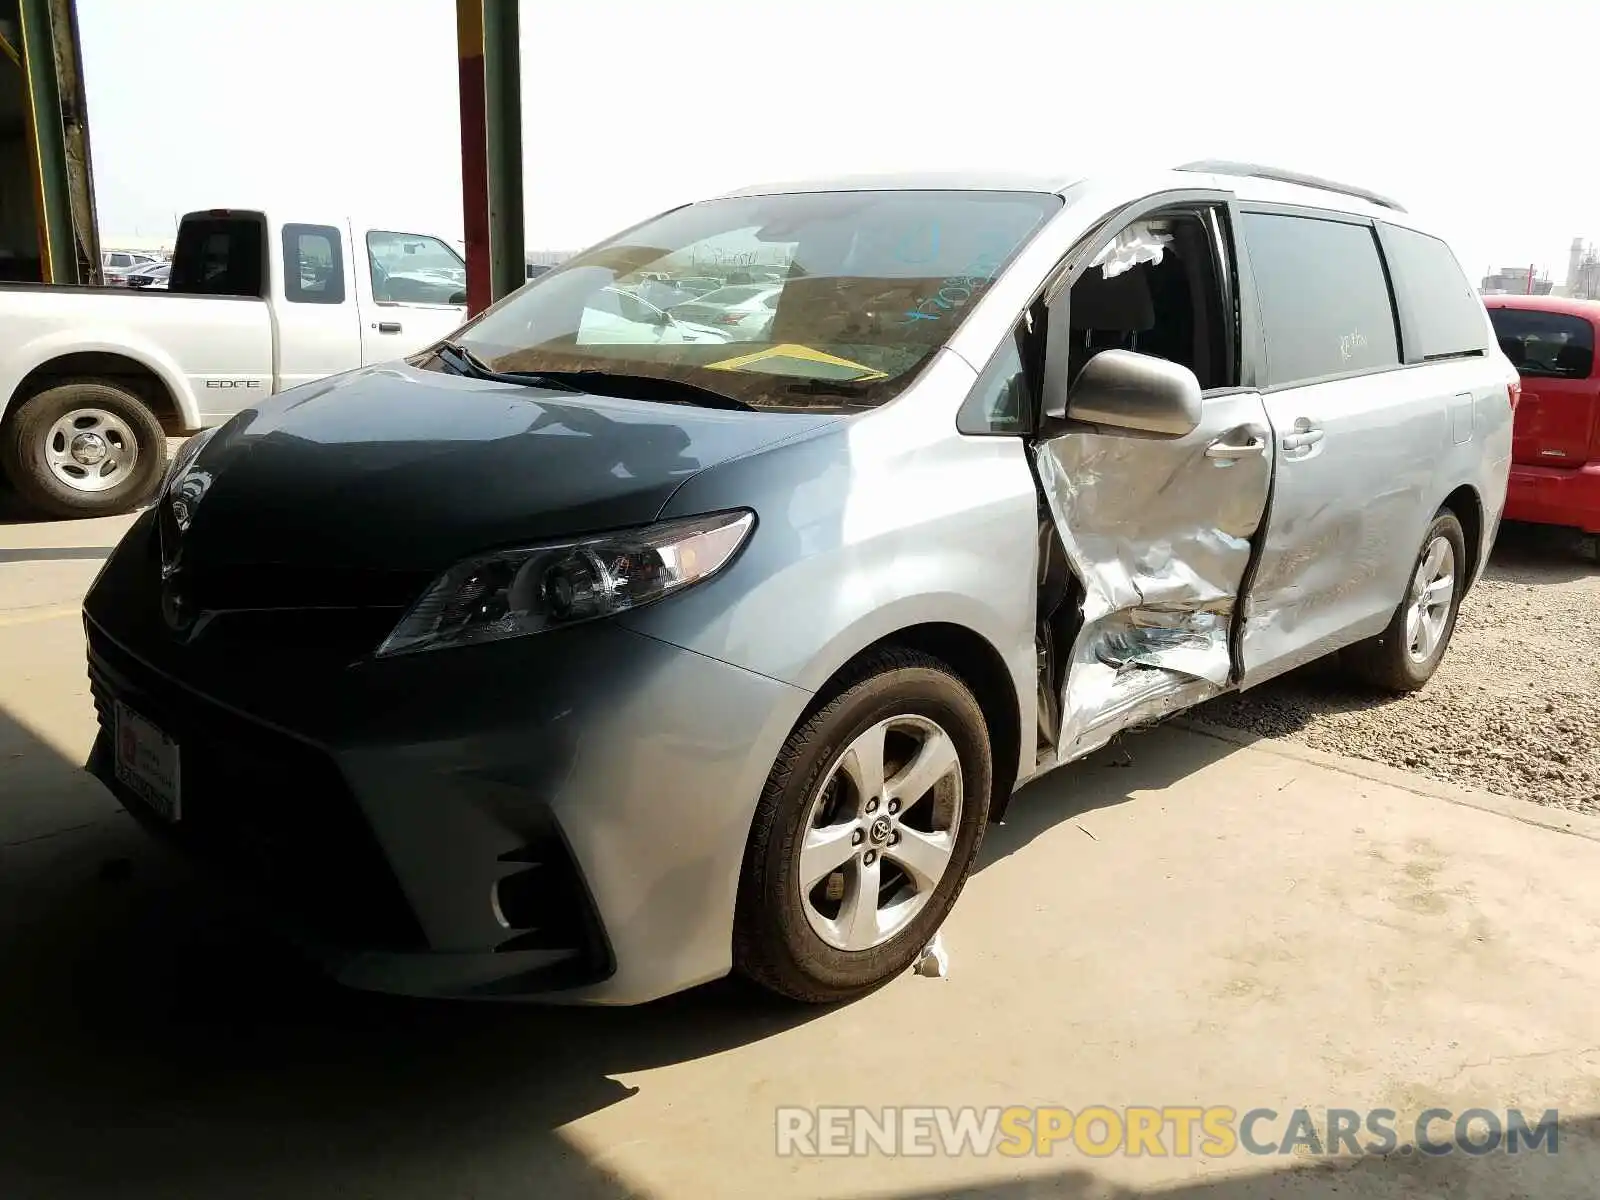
[575,285,730,345]
[124,261,170,290]
[667,283,783,340]
[1484,295,1600,542]
[0,209,467,518]
[102,249,163,285]
[83,163,1513,1009]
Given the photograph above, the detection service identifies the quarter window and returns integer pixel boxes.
[1378,224,1488,363]
[958,326,1030,435]
[1240,212,1400,386]
[1487,308,1595,380]
[283,224,345,305]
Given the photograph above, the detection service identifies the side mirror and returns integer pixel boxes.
[1064,349,1202,437]
[448,290,467,306]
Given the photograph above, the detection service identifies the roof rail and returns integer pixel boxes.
[1173,160,1407,214]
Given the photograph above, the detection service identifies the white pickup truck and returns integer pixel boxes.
[0,209,469,518]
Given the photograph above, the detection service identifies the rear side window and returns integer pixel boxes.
[168,217,265,297]
[283,224,346,305]
[1487,308,1595,380]
[1240,212,1400,386]
[1378,224,1488,363]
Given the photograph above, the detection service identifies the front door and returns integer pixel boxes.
[1034,197,1273,762]
[357,229,471,365]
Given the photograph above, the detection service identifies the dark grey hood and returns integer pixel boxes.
[172,364,836,572]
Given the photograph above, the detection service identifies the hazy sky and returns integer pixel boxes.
[79,0,1596,282]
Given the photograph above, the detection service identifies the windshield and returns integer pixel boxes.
[449,189,1062,410]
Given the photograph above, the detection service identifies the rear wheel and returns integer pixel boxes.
[733,648,992,1003]
[0,379,168,519]
[1345,509,1467,693]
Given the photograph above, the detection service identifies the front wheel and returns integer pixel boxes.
[0,379,168,519]
[733,648,993,1003]
[1345,509,1467,693]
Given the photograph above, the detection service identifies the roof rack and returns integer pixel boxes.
[1173,160,1407,214]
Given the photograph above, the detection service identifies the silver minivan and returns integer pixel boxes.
[85,162,1515,1006]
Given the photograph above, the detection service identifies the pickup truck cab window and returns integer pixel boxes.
[282,223,345,305]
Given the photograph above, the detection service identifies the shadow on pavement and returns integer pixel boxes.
[979,726,1236,869]
[0,546,117,564]
[1485,519,1598,585]
[0,687,1262,1198]
[0,699,821,1199]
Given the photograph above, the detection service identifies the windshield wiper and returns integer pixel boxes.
[526,370,754,411]
[433,341,583,392]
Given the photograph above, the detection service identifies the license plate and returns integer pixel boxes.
[114,700,181,822]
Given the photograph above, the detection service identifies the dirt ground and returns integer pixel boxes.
[1202,521,1600,816]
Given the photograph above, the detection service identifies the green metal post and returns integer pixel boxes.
[18,0,75,282]
[481,0,524,304]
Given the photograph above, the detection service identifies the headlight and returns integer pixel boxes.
[163,425,219,495]
[376,509,756,657]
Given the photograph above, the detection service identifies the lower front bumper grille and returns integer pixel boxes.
[87,626,426,953]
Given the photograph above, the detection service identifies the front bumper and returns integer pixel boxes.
[84,513,811,1004]
[1504,461,1600,534]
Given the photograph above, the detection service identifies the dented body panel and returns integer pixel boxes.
[1034,387,1271,761]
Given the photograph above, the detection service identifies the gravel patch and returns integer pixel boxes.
[1201,522,1600,815]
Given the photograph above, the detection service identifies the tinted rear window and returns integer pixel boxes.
[1378,224,1488,363]
[168,217,265,297]
[1487,307,1595,379]
[1240,212,1400,386]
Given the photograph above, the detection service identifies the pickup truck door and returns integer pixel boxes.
[273,220,364,391]
[1033,195,1273,764]
[356,229,470,364]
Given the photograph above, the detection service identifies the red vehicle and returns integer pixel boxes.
[1485,295,1600,538]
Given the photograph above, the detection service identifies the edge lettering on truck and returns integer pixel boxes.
[204,380,262,389]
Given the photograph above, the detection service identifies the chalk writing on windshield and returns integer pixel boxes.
[900,232,1020,326]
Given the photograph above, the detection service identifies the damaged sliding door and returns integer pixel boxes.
[1033,199,1273,763]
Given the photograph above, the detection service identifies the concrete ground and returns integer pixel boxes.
[3,510,1600,1200]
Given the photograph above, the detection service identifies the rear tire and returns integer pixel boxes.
[0,379,168,520]
[733,648,992,1004]
[1345,509,1467,693]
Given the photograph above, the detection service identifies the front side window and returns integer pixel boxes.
[1240,212,1400,386]
[1488,308,1595,379]
[451,189,1062,412]
[283,224,345,305]
[367,231,466,305]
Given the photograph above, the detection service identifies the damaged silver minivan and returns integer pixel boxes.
[86,162,1514,1006]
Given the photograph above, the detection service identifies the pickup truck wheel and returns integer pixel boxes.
[1,380,168,519]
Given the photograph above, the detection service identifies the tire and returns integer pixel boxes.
[733,648,993,1003]
[0,379,168,520]
[1345,509,1468,693]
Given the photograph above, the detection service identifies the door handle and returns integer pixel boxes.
[1281,428,1325,451]
[376,321,403,334]
[1205,436,1266,459]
